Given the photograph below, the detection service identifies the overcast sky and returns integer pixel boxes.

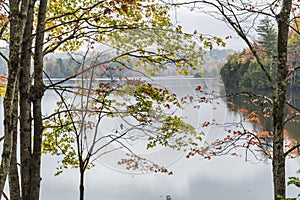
[171,6,247,50]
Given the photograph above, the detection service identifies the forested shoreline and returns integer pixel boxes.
[221,17,300,93]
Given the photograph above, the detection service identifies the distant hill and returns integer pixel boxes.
[0,48,235,78]
[201,49,234,77]
[204,49,235,66]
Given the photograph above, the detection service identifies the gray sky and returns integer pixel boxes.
[171,7,246,50]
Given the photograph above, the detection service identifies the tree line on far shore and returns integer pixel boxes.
[221,17,300,93]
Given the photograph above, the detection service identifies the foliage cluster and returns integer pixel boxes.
[43,77,203,176]
[0,0,219,199]
[221,48,273,92]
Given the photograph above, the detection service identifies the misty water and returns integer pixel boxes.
[1,77,300,200]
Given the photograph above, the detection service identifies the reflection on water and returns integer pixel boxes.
[17,78,300,199]
[42,78,299,200]
[44,77,225,173]
[225,89,300,142]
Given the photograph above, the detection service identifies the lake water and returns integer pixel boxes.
[3,77,300,200]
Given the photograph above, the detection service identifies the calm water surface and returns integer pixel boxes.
[3,77,300,200]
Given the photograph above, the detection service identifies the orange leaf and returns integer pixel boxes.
[227,101,234,106]
[284,129,289,137]
[239,107,248,114]
[202,121,210,127]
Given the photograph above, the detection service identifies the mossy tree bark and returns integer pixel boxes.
[0,0,30,196]
[273,1,292,199]
[20,0,35,199]
[30,0,47,199]
[8,94,21,200]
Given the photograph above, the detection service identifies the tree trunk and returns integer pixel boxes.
[80,169,85,200]
[31,99,43,200]
[273,1,292,200]
[9,95,21,200]
[30,0,47,199]
[20,1,35,199]
[0,0,30,196]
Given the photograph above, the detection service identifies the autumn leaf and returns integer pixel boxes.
[195,85,201,91]
[121,5,128,13]
[227,101,234,106]
[284,130,289,137]
[202,121,210,127]
[239,107,248,114]
[204,156,211,160]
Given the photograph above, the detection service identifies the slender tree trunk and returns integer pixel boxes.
[273,1,292,200]
[30,0,47,199]
[0,17,19,200]
[0,0,30,196]
[80,169,85,200]
[9,94,21,200]
[31,99,43,200]
[20,1,35,199]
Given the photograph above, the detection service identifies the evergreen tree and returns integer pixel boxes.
[256,17,277,58]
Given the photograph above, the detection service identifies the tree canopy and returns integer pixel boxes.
[0,0,217,199]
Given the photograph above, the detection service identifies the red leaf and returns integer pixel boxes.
[121,5,128,13]
[204,156,211,160]
[195,86,202,91]
[202,121,210,127]
[225,35,232,40]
